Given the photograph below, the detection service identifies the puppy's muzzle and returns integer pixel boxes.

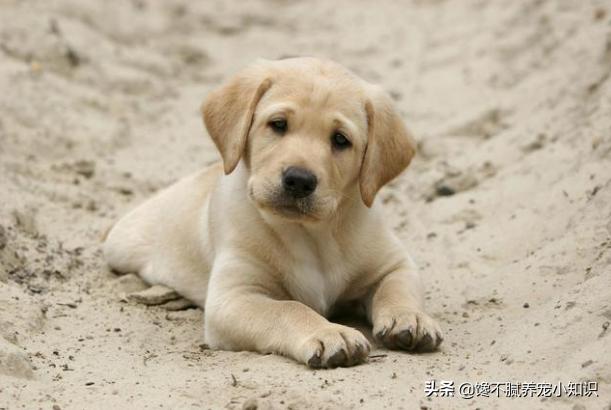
[282,166,317,199]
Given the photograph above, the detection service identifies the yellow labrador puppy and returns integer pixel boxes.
[104,57,442,368]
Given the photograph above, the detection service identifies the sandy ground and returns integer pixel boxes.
[1,0,611,409]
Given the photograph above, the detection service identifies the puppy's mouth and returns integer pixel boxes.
[265,196,320,221]
[273,198,315,218]
[249,185,321,221]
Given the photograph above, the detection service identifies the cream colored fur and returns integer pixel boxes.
[104,57,442,368]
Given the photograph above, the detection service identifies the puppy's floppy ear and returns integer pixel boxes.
[202,66,272,174]
[360,86,416,207]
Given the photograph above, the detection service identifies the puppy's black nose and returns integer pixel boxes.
[282,167,317,199]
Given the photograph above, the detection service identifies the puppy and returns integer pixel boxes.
[104,57,443,368]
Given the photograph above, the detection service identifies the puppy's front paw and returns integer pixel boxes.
[373,309,443,352]
[299,324,370,369]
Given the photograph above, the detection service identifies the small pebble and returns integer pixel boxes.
[581,360,593,368]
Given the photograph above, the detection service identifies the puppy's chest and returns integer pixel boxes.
[281,236,351,317]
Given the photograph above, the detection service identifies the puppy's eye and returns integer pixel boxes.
[269,119,287,134]
[331,132,351,150]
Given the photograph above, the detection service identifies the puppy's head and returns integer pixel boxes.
[202,58,415,222]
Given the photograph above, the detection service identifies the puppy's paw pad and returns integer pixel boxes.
[396,329,415,350]
[327,349,348,368]
[374,310,443,352]
[307,351,323,369]
[301,325,370,368]
[418,332,441,352]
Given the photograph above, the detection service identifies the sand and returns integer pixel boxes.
[1,0,610,409]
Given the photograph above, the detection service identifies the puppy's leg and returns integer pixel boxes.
[204,258,370,368]
[367,266,443,352]
[104,169,217,308]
